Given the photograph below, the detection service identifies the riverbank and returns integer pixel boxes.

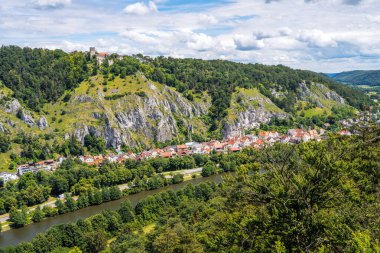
[0,170,223,248]
[0,167,203,233]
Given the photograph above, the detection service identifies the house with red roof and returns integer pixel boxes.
[230,146,241,152]
[160,152,173,158]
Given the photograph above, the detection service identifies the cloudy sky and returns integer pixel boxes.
[1,0,380,72]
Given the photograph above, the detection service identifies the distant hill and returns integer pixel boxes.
[326,70,380,86]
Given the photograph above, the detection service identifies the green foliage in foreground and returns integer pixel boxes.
[2,129,379,252]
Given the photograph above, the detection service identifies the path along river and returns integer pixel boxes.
[0,173,225,247]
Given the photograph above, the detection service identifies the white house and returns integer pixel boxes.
[0,172,18,183]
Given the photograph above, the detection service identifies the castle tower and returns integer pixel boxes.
[89,47,96,57]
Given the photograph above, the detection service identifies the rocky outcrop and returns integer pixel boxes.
[314,83,345,104]
[91,112,104,119]
[223,88,288,138]
[1,98,40,127]
[3,99,22,114]
[66,83,210,149]
[72,123,90,145]
[223,107,286,137]
[73,95,94,103]
[6,120,15,128]
[164,87,209,116]
[297,82,345,107]
[20,110,35,126]
[0,123,6,133]
[37,117,49,130]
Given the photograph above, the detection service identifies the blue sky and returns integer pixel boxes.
[1,0,380,72]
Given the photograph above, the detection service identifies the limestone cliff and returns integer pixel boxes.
[54,76,211,149]
[223,88,287,137]
[0,75,349,150]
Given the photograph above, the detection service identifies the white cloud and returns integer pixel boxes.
[123,1,157,15]
[187,33,215,51]
[1,0,380,72]
[278,27,292,36]
[234,34,265,51]
[32,0,71,8]
[119,29,160,44]
[198,14,219,25]
[297,30,338,48]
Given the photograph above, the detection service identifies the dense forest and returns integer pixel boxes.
[327,70,380,87]
[1,125,379,252]
[0,46,373,131]
[0,46,89,111]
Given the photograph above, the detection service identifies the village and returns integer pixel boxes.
[0,128,354,184]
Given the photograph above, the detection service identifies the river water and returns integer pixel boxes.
[0,174,225,247]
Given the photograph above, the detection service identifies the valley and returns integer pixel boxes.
[0,46,378,253]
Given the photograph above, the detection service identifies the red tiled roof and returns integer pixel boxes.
[214,143,223,149]
[161,152,173,158]
[256,139,265,145]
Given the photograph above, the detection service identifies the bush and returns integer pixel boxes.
[135,91,147,98]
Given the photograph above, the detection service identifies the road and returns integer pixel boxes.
[179,167,202,174]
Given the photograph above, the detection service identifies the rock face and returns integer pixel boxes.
[223,88,287,138]
[3,99,22,114]
[72,123,90,145]
[19,110,35,126]
[37,117,49,130]
[0,123,6,133]
[66,83,210,149]
[6,120,16,128]
[0,77,350,150]
[1,98,39,127]
[297,82,345,107]
[91,112,103,119]
[223,107,286,137]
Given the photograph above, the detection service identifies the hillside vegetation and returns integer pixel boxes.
[327,70,380,87]
[0,46,373,170]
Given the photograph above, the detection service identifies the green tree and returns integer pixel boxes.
[109,186,122,200]
[201,161,217,177]
[172,174,184,184]
[31,206,45,223]
[9,206,29,228]
[119,201,135,223]
[65,195,77,212]
[0,134,10,153]
[82,231,107,253]
[42,205,58,217]
[55,199,68,215]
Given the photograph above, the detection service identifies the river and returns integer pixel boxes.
[0,174,225,248]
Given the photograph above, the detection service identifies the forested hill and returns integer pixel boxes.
[0,46,375,168]
[0,46,372,113]
[327,70,380,86]
[0,46,89,111]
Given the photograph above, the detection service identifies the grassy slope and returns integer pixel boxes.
[296,83,353,117]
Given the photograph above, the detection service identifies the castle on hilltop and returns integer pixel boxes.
[89,47,120,65]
